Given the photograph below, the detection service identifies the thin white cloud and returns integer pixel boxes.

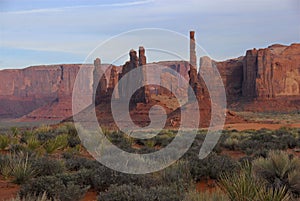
[2,0,154,14]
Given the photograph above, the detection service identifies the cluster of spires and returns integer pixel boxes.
[93,31,202,105]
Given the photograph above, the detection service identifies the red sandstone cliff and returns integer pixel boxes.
[0,64,93,121]
[242,43,300,99]
[0,43,299,123]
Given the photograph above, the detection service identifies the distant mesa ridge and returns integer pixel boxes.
[0,31,299,123]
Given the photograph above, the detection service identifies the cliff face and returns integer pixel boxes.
[0,43,299,122]
[216,58,244,100]
[242,43,300,99]
[0,64,93,120]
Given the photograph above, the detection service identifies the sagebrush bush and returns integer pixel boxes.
[160,160,193,190]
[32,157,65,176]
[65,156,100,171]
[20,173,89,201]
[189,152,238,181]
[183,189,228,201]
[98,183,183,201]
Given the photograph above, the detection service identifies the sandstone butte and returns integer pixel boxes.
[0,31,299,129]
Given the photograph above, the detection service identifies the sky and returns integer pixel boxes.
[0,0,299,69]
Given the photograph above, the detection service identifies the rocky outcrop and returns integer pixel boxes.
[242,43,300,99]
[1,39,300,123]
[216,57,244,100]
[108,65,119,100]
[0,64,94,120]
[118,48,148,104]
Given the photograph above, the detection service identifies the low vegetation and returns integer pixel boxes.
[0,124,299,201]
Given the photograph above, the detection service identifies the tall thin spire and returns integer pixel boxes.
[190,31,197,72]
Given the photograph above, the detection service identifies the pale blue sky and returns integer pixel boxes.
[0,0,299,69]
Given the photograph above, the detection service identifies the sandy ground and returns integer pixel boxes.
[0,178,19,201]
[225,123,300,131]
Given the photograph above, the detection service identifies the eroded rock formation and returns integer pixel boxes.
[0,64,94,120]
[242,43,300,99]
[0,31,299,123]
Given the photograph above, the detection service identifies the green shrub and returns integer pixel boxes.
[190,152,238,181]
[20,173,89,201]
[12,152,36,184]
[223,138,239,151]
[9,144,28,153]
[34,125,51,135]
[256,186,290,201]
[0,152,35,183]
[160,160,192,190]
[65,156,99,171]
[0,134,10,150]
[37,132,56,143]
[253,150,300,198]
[32,157,65,176]
[218,162,290,201]
[10,127,20,136]
[98,183,183,201]
[219,162,258,201]
[26,136,41,151]
[10,192,60,201]
[0,154,14,179]
[183,189,228,201]
[43,134,68,153]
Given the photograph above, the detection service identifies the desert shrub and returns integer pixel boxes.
[89,165,118,191]
[65,156,99,171]
[223,137,239,151]
[0,134,10,150]
[98,183,183,201]
[218,162,290,201]
[26,136,41,151]
[159,160,192,190]
[9,144,28,154]
[12,152,36,184]
[36,132,56,143]
[0,152,36,183]
[56,169,93,187]
[256,186,291,201]
[105,131,133,151]
[32,157,65,176]
[20,173,89,201]
[219,163,261,201]
[0,154,14,179]
[43,134,68,153]
[97,184,145,201]
[56,123,81,148]
[253,148,269,158]
[236,128,300,154]
[190,152,238,181]
[34,125,52,135]
[10,192,60,201]
[88,163,163,191]
[183,189,228,201]
[67,135,81,148]
[10,127,20,136]
[253,150,300,198]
